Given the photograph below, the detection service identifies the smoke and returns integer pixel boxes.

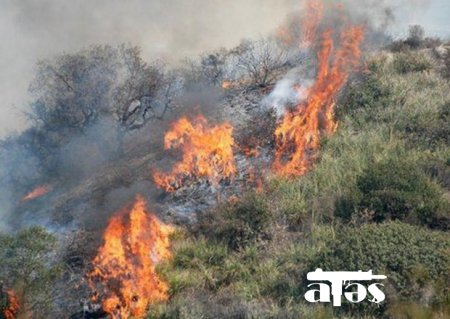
[0,0,296,138]
[0,0,444,232]
[262,67,314,117]
[0,0,443,138]
[263,0,413,117]
[326,0,431,30]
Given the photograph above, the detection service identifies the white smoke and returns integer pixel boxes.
[262,66,314,117]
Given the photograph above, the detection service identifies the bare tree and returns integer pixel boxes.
[182,49,229,87]
[29,45,119,137]
[406,25,425,49]
[232,39,289,88]
[28,45,181,156]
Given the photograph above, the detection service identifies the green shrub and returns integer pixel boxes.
[393,52,432,74]
[387,302,450,319]
[336,158,448,229]
[198,192,272,249]
[311,222,450,314]
[148,295,338,319]
[337,75,393,119]
[158,238,233,294]
[0,227,61,317]
[423,157,450,189]
[171,238,229,269]
[402,100,450,148]
[147,294,250,319]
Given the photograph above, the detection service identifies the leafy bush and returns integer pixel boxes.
[159,238,231,294]
[337,74,393,119]
[393,52,432,74]
[0,227,61,317]
[197,192,272,249]
[403,100,450,148]
[423,158,450,189]
[336,158,448,229]
[312,222,450,314]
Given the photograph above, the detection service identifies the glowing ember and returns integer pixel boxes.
[21,185,52,202]
[88,195,173,319]
[301,0,324,48]
[3,290,19,319]
[222,80,232,90]
[154,115,236,192]
[274,25,364,176]
[240,145,260,158]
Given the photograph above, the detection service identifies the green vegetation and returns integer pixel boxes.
[1,30,448,319]
[154,47,450,318]
[313,222,449,314]
[0,227,61,317]
[392,52,432,74]
[197,192,272,250]
[336,158,448,228]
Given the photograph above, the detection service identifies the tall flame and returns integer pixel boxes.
[3,290,19,319]
[88,195,173,319]
[274,26,364,176]
[153,115,236,192]
[301,0,325,48]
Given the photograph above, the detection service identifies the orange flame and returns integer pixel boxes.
[274,26,364,176]
[88,195,173,319]
[3,290,19,319]
[301,0,324,48]
[153,115,236,192]
[21,185,52,202]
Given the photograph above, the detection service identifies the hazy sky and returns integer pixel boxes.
[0,0,449,138]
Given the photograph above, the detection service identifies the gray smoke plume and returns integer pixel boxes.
[0,0,442,137]
[0,0,443,232]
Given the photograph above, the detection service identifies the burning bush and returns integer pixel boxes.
[153,115,236,192]
[88,195,173,319]
[273,26,364,177]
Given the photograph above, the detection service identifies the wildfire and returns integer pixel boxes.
[21,184,52,202]
[301,0,324,48]
[274,23,364,176]
[3,290,19,319]
[153,115,236,192]
[88,195,173,319]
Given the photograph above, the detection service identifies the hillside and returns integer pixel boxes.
[0,5,449,319]
[153,47,450,318]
